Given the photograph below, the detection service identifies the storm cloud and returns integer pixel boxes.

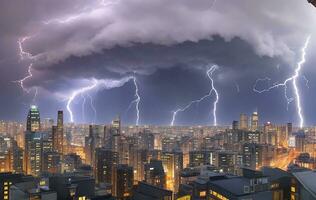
[0,0,315,125]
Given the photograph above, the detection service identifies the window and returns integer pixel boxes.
[290,194,296,200]
[199,191,206,197]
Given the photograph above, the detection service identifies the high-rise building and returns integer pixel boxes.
[8,141,23,173]
[42,151,61,174]
[161,151,183,192]
[239,113,249,130]
[295,131,306,153]
[85,125,103,165]
[94,148,119,185]
[242,143,274,170]
[24,131,43,176]
[112,164,134,200]
[41,118,54,131]
[129,148,149,183]
[216,151,236,174]
[189,151,213,167]
[24,131,52,176]
[112,117,121,130]
[62,153,82,173]
[26,105,40,132]
[251,112,259,131]
[232,120,239,130]
[53,111,64,154]
[144,160,166,188]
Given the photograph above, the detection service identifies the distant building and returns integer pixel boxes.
[251,112,259,131]
[295,131,306,153]
[26,105,40,132]
[232,121,239,130]
[52,111,64,154]
[239,113,249,130]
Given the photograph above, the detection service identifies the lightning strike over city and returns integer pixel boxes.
[253,36,311,128]
[131,77,141,126]
[1,1,316,197]
[171,65,219,126]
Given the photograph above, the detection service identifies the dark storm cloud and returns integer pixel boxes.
[31,37,286,93]
[0,0,315,125]
[14,0,316,66]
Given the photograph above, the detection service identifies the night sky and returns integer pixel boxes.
[0,0,316,126]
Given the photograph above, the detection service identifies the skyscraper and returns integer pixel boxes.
[94,148,119,185]
[26,105,40,132]
[232,120,239,130]
[53,111,64,154]
[161,151,183,192]
[24,132,44,176]
[251,112,259,131]
[239,113,249,130]
[112,164,134,200]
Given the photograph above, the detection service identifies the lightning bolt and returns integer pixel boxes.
[126,77,141,125]
[81,94,87,122]
[87,94,97,124]
[14,63,33,93]
[253,36,311,128]
[66,76,135,123]
[208,65,219,126]
[302,75,310,89]
[67,79,98,123]
[171,65,219,126]
[15,37,39,103]
[18,37,33,60]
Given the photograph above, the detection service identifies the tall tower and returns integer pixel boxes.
[26,105,40,132]
[251,112,259,131]
[239,113,248,130]
[53,111,64,154]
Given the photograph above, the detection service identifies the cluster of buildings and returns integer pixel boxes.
[1,107,316,199]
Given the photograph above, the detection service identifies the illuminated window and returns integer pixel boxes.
[4,195,8,200]
[199,191,206,197]
[4,182,8,186]
[4,186,8,190]
[291,194,296,200]
[40,180,46,186]
[291,186,296,193]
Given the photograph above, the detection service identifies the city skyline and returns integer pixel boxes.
[2,1,316,200]
[0,1,316,126]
